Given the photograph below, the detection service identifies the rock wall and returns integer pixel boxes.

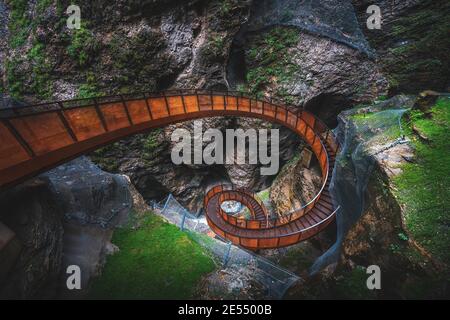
[352,0,450,94]
[0,157,143,299]
[0,0,389,210]
[286,95,448,299]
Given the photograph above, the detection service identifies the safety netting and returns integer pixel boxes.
[153,194,300,299]
[311,95,415,273]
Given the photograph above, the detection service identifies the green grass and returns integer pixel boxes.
[89,213,216,299]
[393,98,450,265]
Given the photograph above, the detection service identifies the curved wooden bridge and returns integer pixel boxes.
[0,90,339,249]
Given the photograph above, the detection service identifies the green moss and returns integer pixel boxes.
[377,1,450,92]
[218,0,233,16]
[393,98,450,265]
[106,31,164,90]
[244,27,299,96]
[8,0,31,48]
[5,1,58,98]
[5,58,26,99]
[333,266,377,300]
[89,212,216,299]
[351,111,403,143]
[90,144,120,172]
[27,41,53,99]
[67,23,98,67]
[76,72,100,99]
[142,129,163,159]
[77,83,99,99]
[201,33,227,62]
[36,0,53,14]
[257,189,270,202]
[7,0,55,48]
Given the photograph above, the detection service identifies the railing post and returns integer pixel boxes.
[93,98,108,132]
[57,102,78,142]
[162,194,171,213]
[210,89,214,110]
[223,92,227,110]
[1,119,36,157]
[163,92,171,116]
[143,92,153,120]
[195,90,200,111]
[180,209,187,231]
[223,241,232,267]
[120,94,133,125]
[180,94,187,114]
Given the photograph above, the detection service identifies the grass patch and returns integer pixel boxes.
[393,98,450,265]
[89,213,216,299]
[257,189,270,202]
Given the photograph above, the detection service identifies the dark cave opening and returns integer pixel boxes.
[303,93,351,128]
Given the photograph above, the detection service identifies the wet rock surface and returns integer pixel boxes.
[352,0,450,94]
[1,0,449,300]
[0,178,64,299]
[196,265,267,300]
[270,152,322,217]
[0,157,138,299]
[1,0,384,210]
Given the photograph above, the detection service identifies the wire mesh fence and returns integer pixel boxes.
[311,96,413,273]
[152,194,300,299]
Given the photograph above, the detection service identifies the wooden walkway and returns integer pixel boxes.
[0,90,339,249]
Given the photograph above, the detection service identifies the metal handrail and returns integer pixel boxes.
[2,90,338,230]
[0,90,306,119]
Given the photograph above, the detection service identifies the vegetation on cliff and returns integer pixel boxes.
[393,98,450,265]
[369,0,450,93]
[243,26,299,99]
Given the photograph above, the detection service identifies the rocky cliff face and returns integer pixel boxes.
[269,150,322,217]
[1,0,448,299]
[352,0,450,94]
[286,95,449,299]
[0,157,144,299]
[0,0,391,210]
